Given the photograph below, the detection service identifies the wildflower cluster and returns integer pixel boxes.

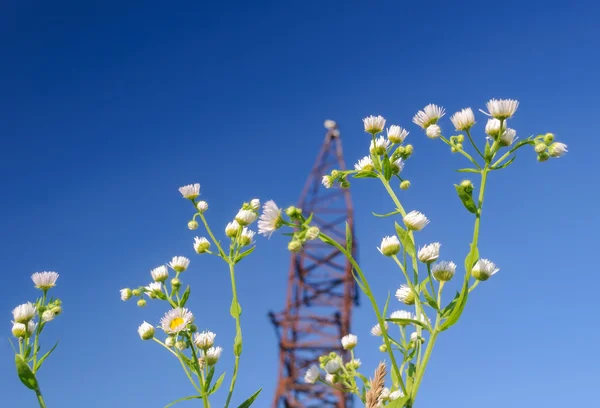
[11,272,62,407]
[264,99,567,407]
[120,183,262,408]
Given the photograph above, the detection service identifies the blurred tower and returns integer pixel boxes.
[269,120,358,407]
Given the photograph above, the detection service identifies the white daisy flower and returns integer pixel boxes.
[12,323,27,338]
[354,156,374,172]
[258,200,282,237]
[42,310,55,322]
[481,98,519,120]
[425,124,441,139]
[471,259,500,281]
[370,322,388,336]
[370,135,391,155]
[324,359,342,374]
[27,321,36,336]
[204,346,223,365]
[380,387,391,400]
[12,302,36,323]
[499,128,517,146]
[432,261,456,282]
[250,199,260,211]
[363,115,386,134]
[138,321,155,340]
[194,331,216,349]
[484,118,505,137]
[395,284,415,305]
[178,183,200,199]
[193,237,211,253]
[235,209,257,226]
[413,104,445,129]
[418,242,440,264]
[196,201,208,213]
[549,142,568,158]
[145,282,162,296]
[169,256,190,272]
[31,271,59,290]
[304,365,320,383]
[322,175,333,188]
[225,220,240,238]
[391,158,404,174]
[151,266,169,282]
[450,108,475,131]
[390,390,404,400]
[403,210,430,231]
[240,228,255,246]
[120,288,132,301]
[325,373,337,384]
[341,334,358,350]
[377,235,400,257]
[160,307,194,334]
[387,125,409,144]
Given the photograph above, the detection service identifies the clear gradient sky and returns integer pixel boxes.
[1,1,598,407]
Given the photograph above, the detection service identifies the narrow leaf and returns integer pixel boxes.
[303,212,314,226]
[230,299,242,319]
[179,286,191,307]
[422,289,439,311]
[233,330,243,356]
[456,168,481,173]
[208,372,226,395]
[394,222,416,257]
[164,395,201,408]
[439,280,469,331]
[372,209,401,218]
[34,341,59,372]
[454,184,478,214]
[15,355,38,390]
[237,388,262,408]
[353,171,378,179]
[204,366,215,392]
[235,246,256,264]
[382,155,392,181]
[492,155,516,170]
[387,396,410,408]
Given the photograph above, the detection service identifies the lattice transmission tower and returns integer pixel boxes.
[269,120,359,408]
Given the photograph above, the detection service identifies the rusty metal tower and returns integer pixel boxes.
[269,120,358,408]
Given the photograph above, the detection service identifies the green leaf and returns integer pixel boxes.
[387,395,410,408]
[34,341,59,372]
[382,291,391,323]
[303,212,314,226]
[394,222,416,257]
[423,289,439,311]
[391,362,401,387]
[204,366,215,392]
[492,155,516,170]
[208,372,226,395]
[441,291,460,318]
[456,168,481,173]
[484,141,492,161]
[15,354,38,390]
[179,286,191,307]
[439,280,469,331]
[372,209,401,218]
[235,246,256,263]
[382,155,392,181]
[164,395,201,407]
[233,329,243,356]
[230,299,242,318]
[237,388,262,408]
[464,244,479,279]
[345,222,352,252]
[454,184,478,214]
[386,318,428,330]
[353,171,378,179]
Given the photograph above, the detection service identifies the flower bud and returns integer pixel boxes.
[288,240,303,253]
[341,334,358,350]
[544,133,554,145]
[188,220,199,230]
[331,170,340,179]
[324,359,342,374]
[306,226,320,240]
[12,323,27,338]
[432,261,456,282]
[120,288,132,301]
[426,124,441,139]
[418,242,440,264]
[137,299,147,308]
[171,278,181,289]
[451,146,458,153]
[340,180,350,189]
[347,359,361,370]
[534,142,547,153]
[175,341,188,350]
[379,344,388,352]
[225,221,240,237]
[395,284,415,305]
[378,236,400,256]
[537,152,550,162]
[27,321,36,336]
[205,346,222,365]
[304,365,320,384]
[286,206,301,218]
[321,176,333,188]
[132,289,141,297]
[548,142,568,158]
[165,336,176,348]
[471,259,500,281]
[404,144,414,156]
[51,306,62,316]
[460,180,473,193]
[403,210,430,231]
[138,322,155,340]
[196,201,208,213]
[400,180,411,190]
[42,310,55,322]
[193,237,211,254]
[197,357,206,370]
[189,324,198,333]
[250,199,260,211]
[456,134,465,143]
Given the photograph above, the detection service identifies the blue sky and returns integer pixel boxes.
[1,1,598,407]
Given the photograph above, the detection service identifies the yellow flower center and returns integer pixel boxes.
[170,317,184,330]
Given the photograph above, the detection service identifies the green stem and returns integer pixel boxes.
[439,136,481,169]
[35,388,47,408]
[410,329,439,403]
[198,213,228,259]
[465,129,485,160]
[224,263,242,408]
[186,334,208,408]
[319,233,407,396]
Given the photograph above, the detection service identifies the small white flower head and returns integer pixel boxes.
[225,220,240,238]
[138,321,155,340]
[12,302,36,323]
[175,340,188,350]
[432,261,456,282]
[31,271,59,290]
[324,359,342,374]
[165,336,176,348]
[370,135,391,155]
[324,119,337,130]
[548,142,568,158]
[413,104,445,129]
[250,199,261,211]
[151,265,169,282]
[235,209,258,226]
[304,365,320,383]
[258,200,283,237]
[196,201,208,213]
[410,332,419,343]
[390,310,413,325]
[418,242,440,264]
[403,210,430,231]
[425,124,441,139]
[341,334,358,350]
[370,321,388,336]
[484,118,505,137]
[378,235,400,257]
[27,321,36,336]
[240,228,255,246]
[363,115,386,134]
[471,259,500,281]
[179,183,200,200]
[354,156,374,172]
[482,98,519,120]
[160,307,194,334]
[347,358,361,369]
[204,346,223,365]
[322,175,334,188]
[395,284,415,305]
[450,107,476,131]
[169,256,190,273]
[305,226,320,241]
[193,237,211,254]
[145,282,162,296]
[499,128,517,146]
[380,387,391,401]
[42,310,55,322]
[188,220,199,230]
[194,330,216,349]
[325,373,338,384]
[12,322,27,338]
[389,390,404,400]
[120,288,132,301]
[391,157,404,174]
[387,125,409,144]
